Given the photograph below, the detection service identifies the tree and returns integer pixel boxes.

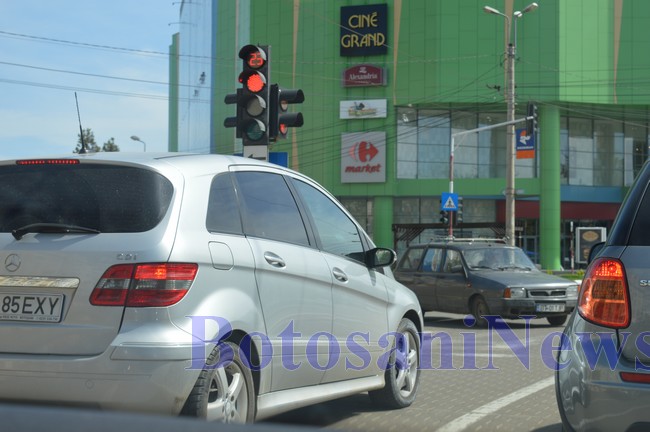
[73,128,120,153]
[102,137,120,152]
[74,128,100,153]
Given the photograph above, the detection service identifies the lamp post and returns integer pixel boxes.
[484,3,537,246]
[130,135,147,152]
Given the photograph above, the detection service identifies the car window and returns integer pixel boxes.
[442,249,462,273]
[400,247,425,271]
[291,179,364,261]
[0,163,173,233]
[463,249,489,269]
[206,173,242,235]
[234,171,310,246]
[422,247,444,272]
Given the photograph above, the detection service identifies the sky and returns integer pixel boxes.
[0,1,180,159]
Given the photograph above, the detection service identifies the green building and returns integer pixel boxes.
[169,0,650,270]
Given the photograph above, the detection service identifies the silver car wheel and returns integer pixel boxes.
[206,363,249,423]
[369,318,421,408]
[395,330,418,397]
[182,340,256,423]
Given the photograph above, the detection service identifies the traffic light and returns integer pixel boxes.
[238,44,271,146]
[439,210,449,224]
[223,90,242,137]
[456,197,464,225]
[269,84,304,141]
[526,102,538,136]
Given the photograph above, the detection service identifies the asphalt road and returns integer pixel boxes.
[265,312,565,432]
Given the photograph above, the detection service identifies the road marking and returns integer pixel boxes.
[436,376,555,432]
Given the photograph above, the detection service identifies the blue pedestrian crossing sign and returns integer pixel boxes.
[441,192,458,211]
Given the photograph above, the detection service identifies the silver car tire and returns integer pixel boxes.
[181,340,256,423]
[369,318,420,409]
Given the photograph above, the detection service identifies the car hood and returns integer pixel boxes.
[472,270,576,288]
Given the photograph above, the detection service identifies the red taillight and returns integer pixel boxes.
[578,258,630,328]
[16,159,79,165]
[621,372,650,384]
[90,263,198,307]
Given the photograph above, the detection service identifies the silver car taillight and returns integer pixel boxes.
[90,263,198,307]
[578,257,630,329]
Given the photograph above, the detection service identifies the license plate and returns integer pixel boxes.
[536,303,565,313]
[0,293,64,322]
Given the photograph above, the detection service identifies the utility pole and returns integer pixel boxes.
[505,40,516,246]
[484,3,538,246]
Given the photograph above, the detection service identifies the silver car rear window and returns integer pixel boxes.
[0,163,173,233]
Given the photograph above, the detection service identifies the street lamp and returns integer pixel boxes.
[130,135,147,152]
[483,2,538,246]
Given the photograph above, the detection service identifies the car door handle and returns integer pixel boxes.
[263,252,286,268]
[332,267,348,283]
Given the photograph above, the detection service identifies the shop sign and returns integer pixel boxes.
[340,99,387,119]
[340,4,388,57]
[341,132,386,183]
[575,227,607,264]
[516,128,536,159]
[342,64,386,87]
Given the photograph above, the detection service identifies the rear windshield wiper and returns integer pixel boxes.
[12,223,100,240]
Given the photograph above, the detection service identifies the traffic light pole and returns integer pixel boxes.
[449,115,533,239]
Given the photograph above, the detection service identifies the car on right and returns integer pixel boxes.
[556,160,650,431]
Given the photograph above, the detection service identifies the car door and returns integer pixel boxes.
[415,247,445,311]
[233,169,333,391]
[289,178,389,383]
[434,248,469,313]
[396,246,443,312]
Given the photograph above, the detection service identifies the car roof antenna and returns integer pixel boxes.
[75,92,87,154]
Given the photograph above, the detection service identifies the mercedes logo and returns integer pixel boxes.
[5,254,21,272]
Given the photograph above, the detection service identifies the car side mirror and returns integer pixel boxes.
[365,247,396,268]
[587,242,605,264]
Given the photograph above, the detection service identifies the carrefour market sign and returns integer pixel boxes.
[340,4,388,57]
[341,132,386,183]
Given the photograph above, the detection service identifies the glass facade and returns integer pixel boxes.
[396,108,537,180]
[177,1,213,153]
[399,107,648,187]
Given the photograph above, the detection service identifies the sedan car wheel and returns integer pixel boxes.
[471,296,490,327]
[182,341,256,423]
[547,315,568,326]
[369,318,420,408]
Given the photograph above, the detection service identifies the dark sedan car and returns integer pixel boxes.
[394,240,579,326]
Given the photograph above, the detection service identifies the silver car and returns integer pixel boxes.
[0,152,422,423]
[556,159,650,430]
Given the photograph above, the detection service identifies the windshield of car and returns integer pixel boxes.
[462,247,536,271]
[0,163,173,234]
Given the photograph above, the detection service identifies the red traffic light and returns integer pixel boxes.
[239,71,266,93]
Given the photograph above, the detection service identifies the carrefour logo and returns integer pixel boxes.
[348,140,379,162]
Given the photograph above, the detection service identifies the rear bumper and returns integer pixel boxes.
[0,344,201,415]
[556,314,650,431]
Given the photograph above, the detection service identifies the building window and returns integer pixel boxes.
[625,122,648,185]
[568,117,594,186]
[478,113,507,178]
[564,116,643,187]
[396,107,538,180]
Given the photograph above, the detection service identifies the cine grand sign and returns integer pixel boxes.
[340,4,388,57]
